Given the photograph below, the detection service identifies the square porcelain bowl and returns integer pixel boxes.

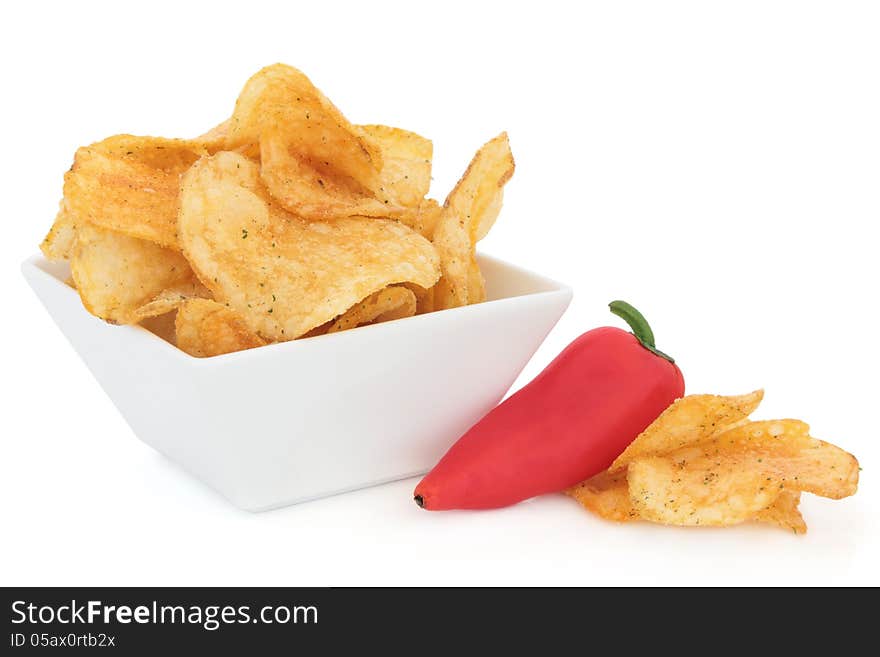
[23,253,572,511]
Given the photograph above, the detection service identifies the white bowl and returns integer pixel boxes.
[22,253,572,511]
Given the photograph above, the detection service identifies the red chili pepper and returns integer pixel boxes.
[414,301,685,510]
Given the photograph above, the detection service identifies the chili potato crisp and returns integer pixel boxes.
[610,390,764,472]
[433,132,514,310]
[328,286,417,334]
[175,299,266,358]
[62,135,206,249]
[569,392,859,534]
[42,63,515,355]
[178,152,440,341]
[71,224,197,324]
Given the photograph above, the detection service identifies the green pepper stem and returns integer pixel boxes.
[609,300,675,363]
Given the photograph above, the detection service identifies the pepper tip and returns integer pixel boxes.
[413,494,425,508]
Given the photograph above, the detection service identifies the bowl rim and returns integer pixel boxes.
[23,251,573,366]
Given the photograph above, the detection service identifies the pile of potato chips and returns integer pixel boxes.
[41,64,515,357]
[567,391,859,533]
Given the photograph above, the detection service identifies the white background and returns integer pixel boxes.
[2,1,877,586]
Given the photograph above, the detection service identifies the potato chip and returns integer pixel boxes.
[178,152,440,341]
[358,124,432,207]
[394,199,443,240]
[754,490,806,534]
[433,133,514,310]
[565,470,636,522]
[129,278,212,324]
[227,64,382,176]
[467,259,487,304]
[260,128,399,220]
[327,286,416,333]
[452,132,515,242]
[628,455,777,527]
[226,64,395,220]
[609,390,764,472]
[43,64,519,359]
[402,282,435,314]
[627,419,858,527]
[176,299,267,358]
[568,466,808,532]
[71,224,197,324]
[704,420,859,499]
[432,217,472,310]
[194,119,232,153]
[63,135,206,249]
[376,290,418,323]
[40,200,77,261]
[569,387,857,533]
